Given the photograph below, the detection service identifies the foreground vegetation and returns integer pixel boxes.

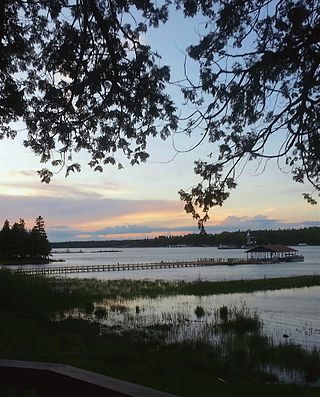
[0,271,319,397]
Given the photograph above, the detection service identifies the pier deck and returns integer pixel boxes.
[10,257,251,275]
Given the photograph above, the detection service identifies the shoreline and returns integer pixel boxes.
[0,258,65,266]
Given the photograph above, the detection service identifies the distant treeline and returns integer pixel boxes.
[51,227,319,248]
[0,217,51,260]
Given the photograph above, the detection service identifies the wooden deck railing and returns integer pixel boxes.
[9,257,250,275]
[0,359,178,397]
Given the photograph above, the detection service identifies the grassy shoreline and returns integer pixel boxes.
[63,275,320,300]
[0,271,319,396]
[164,274,320,296]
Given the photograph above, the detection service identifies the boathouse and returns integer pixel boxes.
[245,244,299,262]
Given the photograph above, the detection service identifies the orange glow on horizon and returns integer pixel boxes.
[75,230,191,240]
[75,208,189,231]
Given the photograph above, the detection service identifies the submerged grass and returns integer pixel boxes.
[215,304,262,334]
[0,270,319,396]
[2,270,319,319]
[22,273,318,303]
[68,274,320,299]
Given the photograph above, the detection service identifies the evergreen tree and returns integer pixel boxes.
[0,217,51,260]
[10,219,29,259]
[30,216,51,258]
[0,220,11,258]
[10,222,21,259]
[18,218,29,258]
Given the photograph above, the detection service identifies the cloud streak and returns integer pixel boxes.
[1,173,126,199]
[0,189,318,241]
[47,218,319,241]
[0,194,185,237]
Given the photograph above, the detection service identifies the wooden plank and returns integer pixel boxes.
[0,359,178,397]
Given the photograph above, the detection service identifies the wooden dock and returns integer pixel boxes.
[11,257,249,276]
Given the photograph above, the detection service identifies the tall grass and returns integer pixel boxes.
[215,303,262,334]
[0,269,103,319]
[0,270,319,396]
[25,275,319,301]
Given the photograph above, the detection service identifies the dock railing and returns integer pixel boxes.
[0,359,178,397]
[6,257,251,276]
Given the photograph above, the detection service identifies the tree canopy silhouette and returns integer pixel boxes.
[177,0,320,223]
[0,0,177,181]
[1,0,319,224]
[0,217,51,260]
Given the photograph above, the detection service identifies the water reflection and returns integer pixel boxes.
[61,285,320,385]
[13,246,319,282]
[48,245,320,282]
[66,286,320,350]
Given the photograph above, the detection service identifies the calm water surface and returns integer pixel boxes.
[19,246,320,350]
[73,286,319,350]
[47,245,319,282]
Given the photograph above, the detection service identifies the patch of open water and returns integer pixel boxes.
[67,286,320,351]
[21,245,319,282]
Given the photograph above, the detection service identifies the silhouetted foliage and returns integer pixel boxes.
[0,220,11,258]
[10,219,29,259]
[0,0,176,182]
[177,0,320,221]
[0,217,51,260]
[1,1,319,222]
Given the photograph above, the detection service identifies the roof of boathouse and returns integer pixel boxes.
[245,245,297,253]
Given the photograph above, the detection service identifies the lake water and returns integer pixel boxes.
[16,245,320,351]
[90,286,320,351]
[48,245,319,282]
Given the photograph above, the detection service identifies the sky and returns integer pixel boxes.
[0,5,319,242]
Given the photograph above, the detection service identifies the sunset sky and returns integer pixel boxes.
[0,6,319,241]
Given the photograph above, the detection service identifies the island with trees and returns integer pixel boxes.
[50,227,320,249]
[0,216,51,265]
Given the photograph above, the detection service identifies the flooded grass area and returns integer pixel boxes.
[65,298,319,388]
[0,270,319,396]
[61,282,320,347]
[60,280,320,388]
[63,297,320,388]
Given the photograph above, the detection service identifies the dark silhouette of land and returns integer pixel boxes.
[50,227,319,248]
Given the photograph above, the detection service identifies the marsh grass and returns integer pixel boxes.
[28,274,319,301]
[194,305,205,318]
[216,303,262,334]
[94,306,107,319]
[109,303,129,313]
[0,270,319,396]
[263,342,320,377]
